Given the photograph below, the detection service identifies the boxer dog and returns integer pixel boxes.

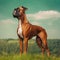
[13,6,50,56]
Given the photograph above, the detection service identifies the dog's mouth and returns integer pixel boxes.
[13,13,17,18]
[13,12,20,18]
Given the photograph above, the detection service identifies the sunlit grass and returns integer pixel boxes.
[0,54,60,60]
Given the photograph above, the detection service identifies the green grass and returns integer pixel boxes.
[0,39,60,60]
[0,54,60,60]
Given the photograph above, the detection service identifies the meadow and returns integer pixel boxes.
[0,39,60,60]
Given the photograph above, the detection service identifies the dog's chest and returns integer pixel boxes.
[17,20,23,38]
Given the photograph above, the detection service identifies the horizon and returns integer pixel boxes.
[0,38,60,40]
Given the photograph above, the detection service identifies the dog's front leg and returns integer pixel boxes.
[23,38,28,54]
[19,39,23,55]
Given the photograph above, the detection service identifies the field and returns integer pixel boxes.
[0,39,60,60]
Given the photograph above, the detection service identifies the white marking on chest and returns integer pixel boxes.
[18,20,23,38]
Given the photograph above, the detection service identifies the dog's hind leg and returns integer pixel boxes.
[36,36,45,55]
[38,31,50,56]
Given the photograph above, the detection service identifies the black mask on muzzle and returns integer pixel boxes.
[13,8,20,18]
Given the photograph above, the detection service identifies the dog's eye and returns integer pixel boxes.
[16,8,20,12]
[18,9,20,12]
[16,9,19,12]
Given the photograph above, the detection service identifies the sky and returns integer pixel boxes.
[0,0,60,39]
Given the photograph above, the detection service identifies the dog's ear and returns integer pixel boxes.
[22,6,28,10]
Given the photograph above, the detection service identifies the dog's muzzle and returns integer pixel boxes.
[13,8,20,18]
[13,10,17,17]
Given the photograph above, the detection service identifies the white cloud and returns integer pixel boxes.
[0,19,16,24]
[0,19,17,39]
[31,21,40,25]
[27,10,60,20]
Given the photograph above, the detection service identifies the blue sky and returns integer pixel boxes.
[0,0,60,39]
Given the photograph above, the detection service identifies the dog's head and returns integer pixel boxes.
[13,6,28,18]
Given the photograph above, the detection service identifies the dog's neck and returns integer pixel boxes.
[18,14,29,25]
